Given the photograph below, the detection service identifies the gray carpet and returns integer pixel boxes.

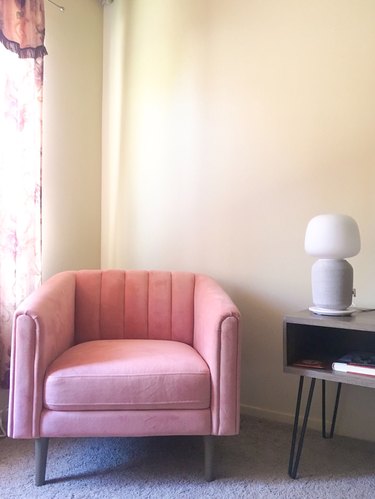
[0,415,374,498]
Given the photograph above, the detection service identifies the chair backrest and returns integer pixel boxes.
[74,270,196,345]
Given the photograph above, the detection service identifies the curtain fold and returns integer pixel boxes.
[0,0,47,59]
[0,0,46,387]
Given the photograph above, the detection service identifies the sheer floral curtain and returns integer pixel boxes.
[0,0,47,388]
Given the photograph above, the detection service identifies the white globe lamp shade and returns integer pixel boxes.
[305,214,360,258]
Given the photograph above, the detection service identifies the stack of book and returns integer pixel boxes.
[332,352,375,377]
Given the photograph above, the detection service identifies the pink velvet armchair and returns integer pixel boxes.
[7,270,240,485]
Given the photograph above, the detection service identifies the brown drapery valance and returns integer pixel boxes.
[0,0,47,59]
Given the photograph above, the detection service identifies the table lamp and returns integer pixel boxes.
[304,214,361,315]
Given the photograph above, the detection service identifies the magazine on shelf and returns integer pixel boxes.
[292,359,330,369]
[332,352,375,376]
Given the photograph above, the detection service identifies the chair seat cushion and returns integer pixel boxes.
[44,339,210,411]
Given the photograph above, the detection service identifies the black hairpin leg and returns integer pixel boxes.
[322,380,342,439]
[288,376,316,479]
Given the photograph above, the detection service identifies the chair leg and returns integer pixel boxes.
[204,435,215,482]
[35,438,49,486]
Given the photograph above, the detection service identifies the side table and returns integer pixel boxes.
[283,309,375,478]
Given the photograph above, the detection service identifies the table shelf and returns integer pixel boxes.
[283,309,375,478]
[284,310,375,389]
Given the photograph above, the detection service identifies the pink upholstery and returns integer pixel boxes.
[8,270,240,440]
[44,339,210,411]
[74,270,195,344]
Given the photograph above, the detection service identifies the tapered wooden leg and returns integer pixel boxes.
[35,438,49,486]
[204,435,215,482]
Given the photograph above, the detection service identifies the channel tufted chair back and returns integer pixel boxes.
[8,269,241,486]
[74,270,196,344]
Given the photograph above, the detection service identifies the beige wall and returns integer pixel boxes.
[42,0,102,279]
[40,0,375,442]
[102,1,375,441]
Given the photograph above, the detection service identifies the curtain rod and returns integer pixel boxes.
[47,0,64,12]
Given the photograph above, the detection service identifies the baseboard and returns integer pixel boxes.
[240,403,322,432]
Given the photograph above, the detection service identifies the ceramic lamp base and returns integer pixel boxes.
[311,258,353,311]
[309,306,356,316]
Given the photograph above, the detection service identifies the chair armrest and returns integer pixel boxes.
[8,272,76,438]
[193,275,241,436]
